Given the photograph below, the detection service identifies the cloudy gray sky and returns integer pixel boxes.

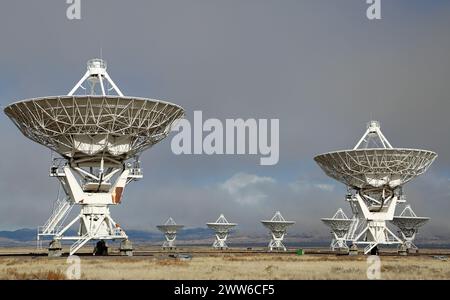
[0,1,449,240]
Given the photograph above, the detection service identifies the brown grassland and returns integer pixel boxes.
[0,247,449,280]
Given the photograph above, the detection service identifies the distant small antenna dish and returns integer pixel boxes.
[321,208,353,251]
[156,217,184,250]
[261,211,295,252]
[206,214,237,250]
[390,205,429,253]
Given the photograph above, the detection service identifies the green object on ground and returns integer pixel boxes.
[296,249,304,255]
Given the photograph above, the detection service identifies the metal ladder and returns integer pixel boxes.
[70,233,92,255]
[41,198,74,235]
[364,242,378,254]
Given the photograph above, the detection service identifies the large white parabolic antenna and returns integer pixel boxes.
[5,59,183,165]
[315,121,436,255]
[261,211,295,251]
[156,217,184,249]
[4,59,184,256]
[206,214,237,249]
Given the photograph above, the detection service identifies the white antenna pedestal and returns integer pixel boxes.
[41,149,143,256]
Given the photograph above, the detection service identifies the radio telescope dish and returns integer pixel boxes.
[4,97,183,165]
[206,214,237,249]
[391,205,429,253]
[261,211,295,251]
[314,120,436,190]
[321,208,353,251]
[314,121,436,255]
[314,149,436,190]
[4,59,184,256]
[156,217,184,249]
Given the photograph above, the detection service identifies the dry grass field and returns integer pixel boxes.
[0,247,449,280]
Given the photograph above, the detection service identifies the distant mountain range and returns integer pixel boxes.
[0,227,220,246]
[0,227,327,247]
[0,228,448,248]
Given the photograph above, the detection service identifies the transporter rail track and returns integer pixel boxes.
[1,247,449,257]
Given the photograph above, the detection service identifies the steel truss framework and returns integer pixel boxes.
[315,121,436,254]
[4,96,184,164]
[261,211,295,252]
[207,214,237,249]
[156,217,184,249]
[4,59,184,256]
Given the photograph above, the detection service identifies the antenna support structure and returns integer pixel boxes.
[4,58,184,256]
[315,121,436,255]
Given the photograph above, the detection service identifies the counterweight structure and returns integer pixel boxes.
[4,59,184,256]
[261,211,295,251]
[315,121,436,255]
[156,217,184,249]
[206,214,237,249]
